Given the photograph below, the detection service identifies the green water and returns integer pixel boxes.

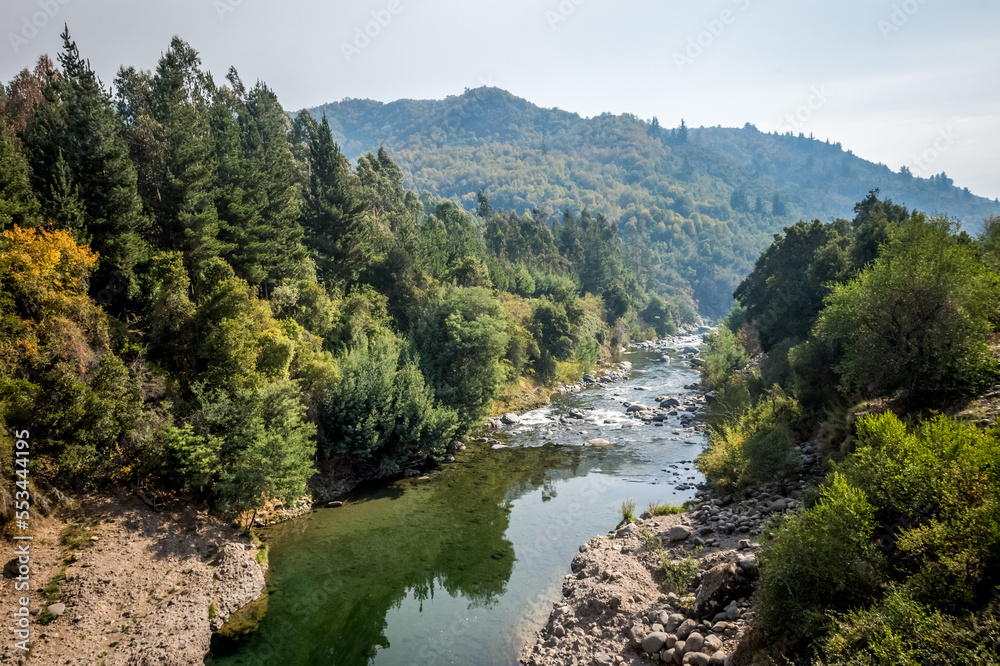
[208,343,707,666]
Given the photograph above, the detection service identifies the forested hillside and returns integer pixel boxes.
[0,33,693,529]
[697,193,1000,664]
[309,87,999,317]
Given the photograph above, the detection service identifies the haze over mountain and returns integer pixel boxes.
[307,87,999,316]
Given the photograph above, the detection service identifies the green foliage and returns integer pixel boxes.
[647,502,684,516]
[700,326,749,389]
[698,389,803,490]
[413,287,509,432]
[817,591,1000,666]
[620,498,636,523]
[755,474,881,634]
[816,216,1000,406]
[321,334,457,478]
[638,526,700,594]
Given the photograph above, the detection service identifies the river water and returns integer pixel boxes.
[207,337,707,666]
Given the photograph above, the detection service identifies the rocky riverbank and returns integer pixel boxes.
[0,492,266,666]
[520,328,824,666]
[519,462,814,666]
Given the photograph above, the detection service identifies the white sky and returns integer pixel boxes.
[2,0,998,199]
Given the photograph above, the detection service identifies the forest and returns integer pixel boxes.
[697,192,1000,664]
[0,31,695,528]
[309,87,998,317]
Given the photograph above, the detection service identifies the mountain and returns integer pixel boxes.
[305,87,998,316]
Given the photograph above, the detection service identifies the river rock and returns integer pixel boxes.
[709,651,727,666]
[626,404,650,413]
[592,652,614,666]
[668,525,693,542]
[501,413,520,425]
[587,438,613,447]
[628,624,646,648]
[683,653,710,666]
[676,618,697,640]
[685,632,705,654]
[3,558,20,578]
[642,631,669,654]
[47,603,66,617]
[664,613,685,632]
[490,443,508,450]
[694,562,747,619]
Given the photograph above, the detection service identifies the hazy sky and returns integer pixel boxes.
[3,0,998,200]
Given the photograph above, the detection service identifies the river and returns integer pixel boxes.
[207,336,707,666]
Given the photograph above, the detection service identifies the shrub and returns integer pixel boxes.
[700,326,749,389]
[815,216,1000,407]
[818,590,1000,666]
[755,474,881,635]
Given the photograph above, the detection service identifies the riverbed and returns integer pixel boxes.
[207,336,707,666]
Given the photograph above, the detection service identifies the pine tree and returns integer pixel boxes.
[296,112,371,285]
[25,27,150,294]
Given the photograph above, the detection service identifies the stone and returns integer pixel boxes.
[3,558,21,579]
[709,651,727,666]
[642,631,669,654]
[684,654,710,666]
[587,438,613,447]
[47,603,66,617]
[491,443,508,450]
[673,641,686,662]
[693,563,748,619]
[685,632,704,653]
[628,624,646,648]
[626,404,651,413]
[665,612,686,632]
[668,525,693,542]
[592,652,613,666]
[726,604,741,620]
[676,618,697,640]
[501,412,521,425]
[704,634,723,652]
[770,499,788,512]
[660,398,682,408]
[661,648,675,664]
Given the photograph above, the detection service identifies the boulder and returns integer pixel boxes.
[642,632,669,654]
[587,438,614,447]
[676,618,697,640]
[592,652,614,666]
[684,654,710,666]
[668,525,693,542]
[665,613,685,632]
[694,562,749,619]
[660,398,682,408]
[628,624,646,648]
[501,413,520,425]
[709,651,727,666]
[626,404,651,413]
[685,632,704,654]
[3,558,21,579]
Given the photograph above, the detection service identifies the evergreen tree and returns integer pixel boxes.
[296,112,371,285]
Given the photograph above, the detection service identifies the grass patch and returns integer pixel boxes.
[620,498,636,523]
[208,602,216,620]
[639,526,701,594]
[647,501,685,516]
[255,542,269,565]
[63,516,97,550]
[44,565,67,603]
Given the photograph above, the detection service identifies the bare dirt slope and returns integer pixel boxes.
[1,491,264,666]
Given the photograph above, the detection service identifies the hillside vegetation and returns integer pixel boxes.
[0,33,693,530]
[697,192,1000,664]
[308,87,998,316]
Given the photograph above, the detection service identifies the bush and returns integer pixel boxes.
[815,216,1000,406]
[818,590,1000,666]
[755,474,882,636]
[700,326,749,389]
[322,334,457,477]
[697,389,803,490]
